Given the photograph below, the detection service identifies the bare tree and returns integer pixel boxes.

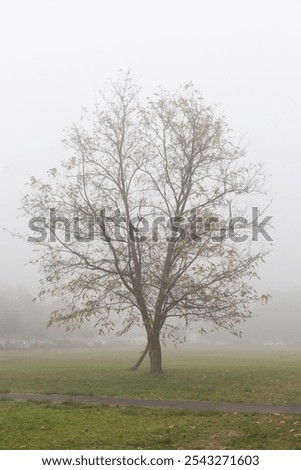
[22,73,269,373]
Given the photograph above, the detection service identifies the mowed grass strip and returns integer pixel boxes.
[0,348,300,405]
[0,399,301,450]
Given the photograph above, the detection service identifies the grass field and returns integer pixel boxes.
[0,347,300,449]
[1,398,301,450]
[0,347,300,404]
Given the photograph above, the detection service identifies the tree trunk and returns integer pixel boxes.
[128,343,149,371]
[148,334,163,373]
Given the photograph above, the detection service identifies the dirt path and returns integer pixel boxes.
[1,392,301,415]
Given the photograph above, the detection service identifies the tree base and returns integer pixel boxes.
[149,338,163,374]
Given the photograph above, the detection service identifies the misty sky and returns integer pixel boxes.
[0,0,300,294]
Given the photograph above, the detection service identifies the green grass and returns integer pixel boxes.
[0,347,300,450]
[0,347,300,405]
[0,398,300,450]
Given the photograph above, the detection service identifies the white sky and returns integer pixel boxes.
[0,0,300,293]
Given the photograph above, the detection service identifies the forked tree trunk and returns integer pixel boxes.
[148,333,163,374]
[128,343,149,371]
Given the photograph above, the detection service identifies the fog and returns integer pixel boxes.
[0,0,301,346]
[1,285,301,348]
